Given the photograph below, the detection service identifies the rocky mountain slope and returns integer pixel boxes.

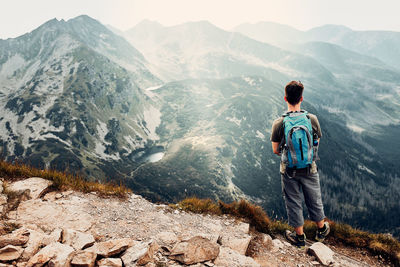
[0,177,392,266]
[0,15,161,179]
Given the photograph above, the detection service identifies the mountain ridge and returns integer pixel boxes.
[234,21,400,70]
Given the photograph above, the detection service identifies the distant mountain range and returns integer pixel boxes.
[1,16,399,237]
[235,21,400,70]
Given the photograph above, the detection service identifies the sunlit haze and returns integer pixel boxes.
[1,0,400,39]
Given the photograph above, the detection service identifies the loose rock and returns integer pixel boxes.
[272,239,284,250]
[0,195,7,206]
[169,236,220,265]
[70,251,97,267]
[156,231,178,248]
[62,229,95,250]
[0,245,24,261]
[261,234,274,251]
[42,228,62,246]
[308,242,335,266]
[26,242,75,267]
[85,238,132,257]
[121,241,148,266]
[220,235,252,255]
[214,246,260,267]
[137,241,159,265]
[21,229,45,261]
[7,177,52,200]
[97,258,123,267]
[0,228,30,248]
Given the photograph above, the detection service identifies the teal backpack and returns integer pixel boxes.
[282,111,314,169]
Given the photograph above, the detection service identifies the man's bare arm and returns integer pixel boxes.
[271,142,280,155]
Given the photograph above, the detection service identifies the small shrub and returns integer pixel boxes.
[269,220,291,235]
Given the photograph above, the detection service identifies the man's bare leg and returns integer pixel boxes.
[295,220,324,235]
[295,226,304,235]
[316,220,324,228]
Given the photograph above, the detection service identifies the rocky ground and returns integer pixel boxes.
[0,177,391,266]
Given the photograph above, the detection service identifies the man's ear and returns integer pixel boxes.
[300,96,303,102]
[284,96,287,102]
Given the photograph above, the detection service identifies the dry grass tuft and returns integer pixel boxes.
[177,198,271,233]
[329,220,400,265]
[219,199,271,233]
[269,220,291,235]
[0,159,130,198]
[177,197,221,215]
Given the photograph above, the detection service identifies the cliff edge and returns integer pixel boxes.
[0,176,394,266]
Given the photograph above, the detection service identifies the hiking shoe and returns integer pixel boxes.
[315,221,330,242]
[285,230,306,249]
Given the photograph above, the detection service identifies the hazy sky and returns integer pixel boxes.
[1,0,400,39]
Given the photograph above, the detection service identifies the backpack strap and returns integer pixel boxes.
[282,110,308,117]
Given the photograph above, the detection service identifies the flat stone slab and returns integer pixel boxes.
[169,236,220,265]
[16,197,93,232]
[214,246,260,267]
[0,228,30,248]
[309,242,335,266]
[85,238,133,257]
[7,177,52,199]
[97,258,123,267]
[62,229,95,250]
[0,245,24,261]
[26,242,74,267]
[70,251,97,267]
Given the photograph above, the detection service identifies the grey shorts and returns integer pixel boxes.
[281,171,325,228]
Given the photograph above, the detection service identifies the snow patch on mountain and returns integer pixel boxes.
[145,85,163,91]
[96,120,111,145]
[93,142,121,161]
[347,124,365,133]
[256,130,265,140]
[226,117,241,126]
[243,77,256,86]
[0,93,65,153]
[0,54,25,78]
[40,133,71,147]
[357,164,376,176]
[124,135,137,149]
[142,105,161,140]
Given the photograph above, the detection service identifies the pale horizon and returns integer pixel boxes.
[1,0,400,39]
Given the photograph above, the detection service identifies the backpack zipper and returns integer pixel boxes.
[299,138,304,160]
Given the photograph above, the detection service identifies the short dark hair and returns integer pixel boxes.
[285,81,304,105]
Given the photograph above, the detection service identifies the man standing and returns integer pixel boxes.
[270,81,329,248]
